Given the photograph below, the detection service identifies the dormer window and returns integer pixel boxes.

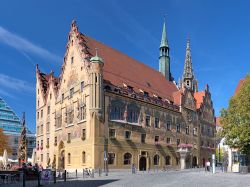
[144,92,149,97]
[127,86,133,92]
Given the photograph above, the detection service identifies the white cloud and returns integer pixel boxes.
[0,26,61,62]
[0,89,16,99]
[0,74,34,94]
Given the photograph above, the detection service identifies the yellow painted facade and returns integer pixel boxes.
[35,21,215,171]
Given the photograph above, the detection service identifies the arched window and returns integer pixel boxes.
[165,155,171,165]
[124,153,132,165]
[153,154,160,165]
[82,151,86,164]
[68,153,71,164]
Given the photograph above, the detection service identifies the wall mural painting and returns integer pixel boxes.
[67,69,79,88]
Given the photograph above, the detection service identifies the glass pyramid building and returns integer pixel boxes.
[0,97,36,159]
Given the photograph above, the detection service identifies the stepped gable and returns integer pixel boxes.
[80,33,179,103]
[36,65,58,100]
[194,91,205,109]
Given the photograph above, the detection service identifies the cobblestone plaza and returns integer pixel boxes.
[2,169,250,187]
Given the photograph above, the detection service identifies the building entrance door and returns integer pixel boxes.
[59,150,65,170]
[139,156,147,171]
[193,156,197,167]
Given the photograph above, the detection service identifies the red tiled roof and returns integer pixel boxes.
[81,34,179,103]
[194,91,205,109]
[234,78,245,95]
[172,90,183,105]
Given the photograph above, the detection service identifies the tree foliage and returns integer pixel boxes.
[221,75,250,154]
[0,128,12,155]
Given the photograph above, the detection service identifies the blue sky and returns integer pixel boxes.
[0,0,249,132]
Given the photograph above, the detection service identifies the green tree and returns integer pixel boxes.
[220,75,250,154]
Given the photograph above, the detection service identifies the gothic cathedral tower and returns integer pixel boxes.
[159,21,171,81]
[179,39,198,92]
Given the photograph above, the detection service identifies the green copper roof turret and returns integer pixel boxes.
[90,48,103,63]
[160,22,168,48]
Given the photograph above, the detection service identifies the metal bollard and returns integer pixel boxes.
[99,168,101,177]
[23,171,26,187]
[37,171,41,187]
[64,170,66,182]
[76,169,77,178]
[54,170,56,183]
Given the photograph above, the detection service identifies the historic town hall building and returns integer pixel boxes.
[35,20,215,171]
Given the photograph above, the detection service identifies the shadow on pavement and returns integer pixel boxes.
[46,179,120,187]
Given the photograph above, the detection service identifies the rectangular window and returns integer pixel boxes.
[67,133,71,143]
[47,106,50,115]
[41,109,43,118]
[166,137,171,144]
[37,126,40,135]
[145,115,150,127]
[67,107,74,124]
[109,129,116,138]
[46,138,49,148]
[55,113,62,128]
[154,118,159,128]
[69,88,74,98]
[47,153,49,163]
[79,104,86,121]
[54,137,57,146]
[125,131,131,140]
[193,127,197,136]
[41,140,43,148]
[166,121,171,130]
[37,112,39,119]
[41,154,43,162]
[81,81,84,92]
[177,139,180,146]
[108,153,115,165]
[71,56,74,64]
[82,129,86,140]
[176,124,181,133]
[46,122,50,132]
[62,93,64,101]
[141,134,146,143]
[41,124,43,134]
[186,126,189,135]
[155,136,159,143]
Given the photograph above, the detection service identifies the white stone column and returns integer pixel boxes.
[178,148,189,170]
[228,148,232,172]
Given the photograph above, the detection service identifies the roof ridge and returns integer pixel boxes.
[82,33,170,80]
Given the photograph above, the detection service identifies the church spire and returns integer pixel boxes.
[180,38,198,92]
[183,38,193,79]
[160,21,168,48]
[159,20,171,81]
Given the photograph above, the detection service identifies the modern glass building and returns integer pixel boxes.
[0,97,36,159]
